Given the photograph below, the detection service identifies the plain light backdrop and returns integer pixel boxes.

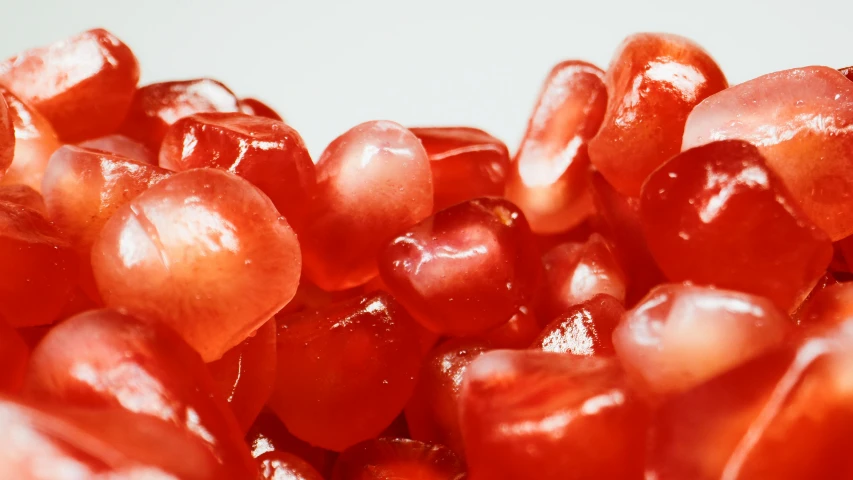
[2,0,851,157]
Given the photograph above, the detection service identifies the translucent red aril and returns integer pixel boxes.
[797,282,853,326]
[0,397,228,480]
[208,318,276,433]
[332,438,466,480]
[79,134,156,164]
[648,319,853,479]
[258,451,324,480]
[0,87,61,190]
[791,272,839,325]
[238,97,284,121]
[118,79,240,151]
[410,126,510,211]
[478,306,541,349]
[0,29,139,142]
[0,184,46,214]
[91,168,301,361]
[505,61,607,233]
[405,339,490,457]
[0,319,28,393]
[613,284,791,400]
[841,66,853,81]
[22,309,256,478]
[0,200,76,326]
[302,121,433,291]
[460,350,648,480]
[246,410,336,476]
[683,66,853,240]
[269,292,422,451]
[588,33,728,196]
[0,95,12,178]
[159,112,316,231]
[539,233,626,321]
[640,140,832,311]
[531,294,624,355]
[589,171,665,304]
[378,197,540,337]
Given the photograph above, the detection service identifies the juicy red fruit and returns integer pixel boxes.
[238,97,284,121]
[640,140,832,311]
[411,126,510,211]
[159,112,316,231]
[0,87,61,190]
[0,28,139,142]
[91,168,301,361]
[269,292,422,451]
[332,438,466,480]
[588,33,728,196]
[0,319,28,393]
[0,95,13,179]
[379,197,540,337]
[505,61,606,233]
[531,294,624,356]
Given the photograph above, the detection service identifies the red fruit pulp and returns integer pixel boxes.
[332,438,466,480]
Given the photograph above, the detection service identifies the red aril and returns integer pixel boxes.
[640,140,832,311]
[269,292,422,451]
[0,87,61,190]
[588,33,727,196]
[208,318,277,433]
[159,112,316,231]
[613,284,792,400]
[460,350,649,480]
[258,451,324,480]
[505,61,606,233]
[841,66,853,81]
[531,293,624,355]
[539,233,626,321]
[0,184,46,214]
[405,339,490,457]
[0,200,76,326]
[0,95,12,179]
[0,396,228,480]
[79,134,156,164]
[683,66,853,240]
[246,410,336,476]
[118,78,240,151]
[478,306,542,349]
[797,282,853,327]
[332,438,466,480]
[302,120,433,291]
[378,197,540,337]
[792,272,839,325]
[238,97,284,121]
[91,168,301,361]
[410,126,510,211]
[0,29,139,142]
[0,318,28,393]
[22,309,257,478]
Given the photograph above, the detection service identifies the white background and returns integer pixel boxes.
[2,0,851,157]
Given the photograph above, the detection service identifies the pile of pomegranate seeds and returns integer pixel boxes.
[3,27,853,480]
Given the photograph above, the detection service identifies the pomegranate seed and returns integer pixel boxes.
[0,29,139,142]
[91,168,301,361]
[0,87,61,191]
[411,126,510,211]
[378,197,540,337]
[588,33,727,196]
[613,284,792,400]
[531,293,624,355]
[405,339,490,457]
[22,309,257,478]
[332,438,466,480]
[269,292,422,451]
[0,200,76,326]
[640,140,832,311]
[208,318,277,433]
[796,282,853,327]
[0,319,28,393]
[841,66,853,81]
[258,451,324,480]
[478,306,542,349]
[0,95,12,179]
[791,272,839,325]
[159,112,316,231]
[238,97,284,121]
[246,410,337,476]
[118,79,240,151]
[648,318,853,478]
[539,233,626,321]
[0,184,46,215]
[302,121,433,291]
[505,61,606,234]
[683,66,853,240]
[78,134,156,164]
[460,350,649,480]
[0,396,228,479]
